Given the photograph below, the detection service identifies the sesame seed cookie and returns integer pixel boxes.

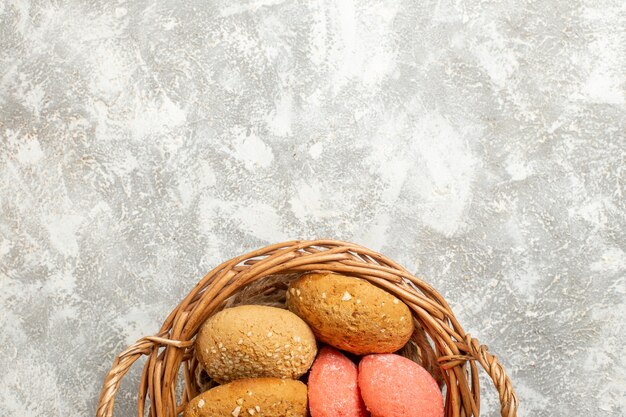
[184,377,308,417]
[195,305,317,384]
[286,273,414,355]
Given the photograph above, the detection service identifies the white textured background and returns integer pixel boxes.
[1,1,625,416]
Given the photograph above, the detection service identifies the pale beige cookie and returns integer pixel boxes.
[286,273,414,355]
[195,305,317,384]
[183,377,308,417]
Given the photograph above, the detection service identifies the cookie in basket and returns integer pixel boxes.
[359,354,444,417]
[184,377,307,417]
[195,305,317,383]
[308,346,367,417]
[286,272,414,355]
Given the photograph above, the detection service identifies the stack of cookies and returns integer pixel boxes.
[184,273,443,417]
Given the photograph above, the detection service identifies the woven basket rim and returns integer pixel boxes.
[96,239,518,417]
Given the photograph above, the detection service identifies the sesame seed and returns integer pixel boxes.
[341,291,352,301]
[290,288,296,295]
[296,289,301,296]
[356,299,361,304]
[211,348,217,354]
[232,406,241,417]
[248,409,255,415]
[236,398,244,405]
[247,331,252,336]
[321,292,326,299]
[255,406,261,412]
[238,339,244,344]
[267,352,273,357]
[247,390,253,396]
[400,316,405,321]
[267,331,273,337]
[381,313,386,318]
[218,343,223,348]
[381,302,385,306]
[284,344,290,349]
[381,329,386,333]
[393,298,399,304]
[198,399,205,408]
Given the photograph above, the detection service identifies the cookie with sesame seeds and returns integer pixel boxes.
[286,273,414,355]
[183,377,308,417]
[195,305,317,384]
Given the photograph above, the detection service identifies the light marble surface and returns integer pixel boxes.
[1,1,625,416]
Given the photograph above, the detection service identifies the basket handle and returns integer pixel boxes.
[96,336,192,417]
[467,336,518,417]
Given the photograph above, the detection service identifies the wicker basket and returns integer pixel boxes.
[97,239,518,417]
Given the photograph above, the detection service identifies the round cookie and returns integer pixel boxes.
[286,273,414,355]
[358,354,443,417]
[184,377,308,417]
[195,305,317,384]
[308,346,368,417]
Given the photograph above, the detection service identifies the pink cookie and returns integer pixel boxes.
[358,354,443,417]
[308,346,369,417]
